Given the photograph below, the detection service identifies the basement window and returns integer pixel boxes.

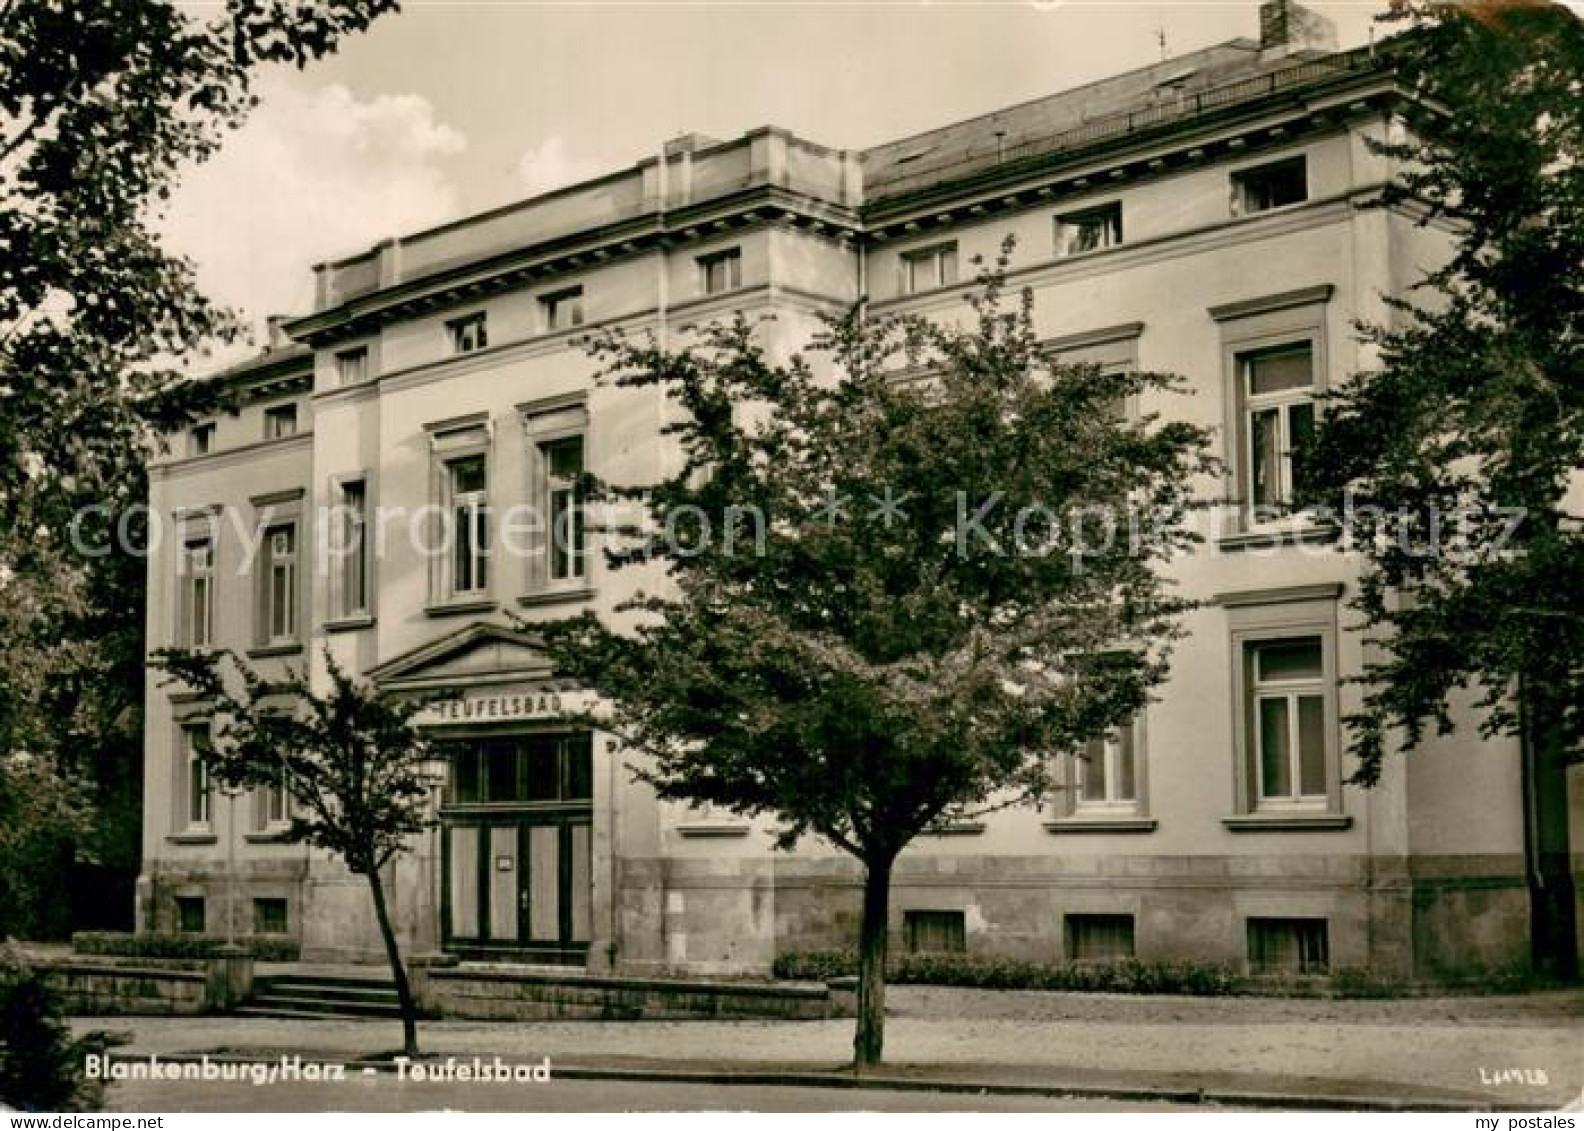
[904,910,966,955]
[1066,914,1136,964]
[253,898,289,935]
[176,897,206,935]
[1248,917,1328,974]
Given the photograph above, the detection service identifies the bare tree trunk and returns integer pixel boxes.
[853,852,894,1071]
[366,864,420,1057]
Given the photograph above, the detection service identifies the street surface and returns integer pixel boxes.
[105,1076,1215,1112]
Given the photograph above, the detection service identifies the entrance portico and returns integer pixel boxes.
[368,623,612,969]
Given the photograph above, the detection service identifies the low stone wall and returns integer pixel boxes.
[418,964,848,1021]
[37,949,254,1016]
[38,960,208,1016]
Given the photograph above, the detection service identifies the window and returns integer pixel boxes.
[1240,343,1315,514]
[262,524,298,643]
[698,249,742,296]
[446,732,594,805]
[1066,914,1135,963]
[1055,203,1123,257]
[904,910,966,955]
[181,724,212,830]
[1221,585,1344,824]
[263,404,298,440]
[900,242,958,294]
[542,436,585,582]
[522,398,590,592]
[335,347,369,386]
[1248,917,1328,974]
[253,898,289,935]
[541,287,585,332]
[447,455,489,596]
[336,479,369,618]
[448,312,488,354]
[1232,156,1307,215]
[255,771,289,832]
[189,423,215,457]
[175,897,206,934]
[1077,720,1138,808]
[181,538,214,648]
[1248,637,1327,807]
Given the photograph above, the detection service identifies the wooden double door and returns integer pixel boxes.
[442,814,591,962]
[438,731,593,964]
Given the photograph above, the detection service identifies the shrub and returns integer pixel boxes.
[0,946,113,1111]
[772,949,859,981]
[773,948,1238,995]
[70,932,301,962]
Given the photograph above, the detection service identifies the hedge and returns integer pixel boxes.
[71,932,301,963]
[773,948,1238,995]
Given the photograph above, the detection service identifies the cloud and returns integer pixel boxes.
[158,77,467,345]
[515,136,609,198]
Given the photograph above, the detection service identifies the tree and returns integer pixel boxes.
[534,252,1214,1067]
[0,0,398,935]
[0,945,114,1111]
[150,647,441,1057]
[1302,2,1583,977]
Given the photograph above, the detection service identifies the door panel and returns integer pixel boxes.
[527,824,560,942]
[487,825,519,941]
[569,822,592,943]
[448,825,480,939]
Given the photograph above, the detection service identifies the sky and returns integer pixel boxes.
[159,0,1396,353]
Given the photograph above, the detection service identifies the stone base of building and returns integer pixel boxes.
[137,850,1568,984]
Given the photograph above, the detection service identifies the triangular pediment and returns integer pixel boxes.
[367,622,553,690]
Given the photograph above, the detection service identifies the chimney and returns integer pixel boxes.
[662,133,722,158]
[1259,0,1337,55]
[264,314,294,352]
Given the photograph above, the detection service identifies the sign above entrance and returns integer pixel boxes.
[419,688,571,726]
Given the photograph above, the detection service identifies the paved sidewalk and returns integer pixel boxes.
[72,985,1584,1110]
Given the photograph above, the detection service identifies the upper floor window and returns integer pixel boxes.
[180,723,212,831]
[335,347,369,386]
[263,404,298,440]
[255,771,290,833]
[336,479,369,618]
[540,287,585,332]
[1055,203,1123,258]
[180,537,214,648]
[1077,718,1139,810]
[541,436,585,582]
[1248,636,1327,807]
[448,312,488,355]
[1232,156,1307,216]
[900,242,958,294]
[189,423,215,457]
[447,454,489,597]
[1240,343,1316,513]
[261,524,298,644]
[698,249,742,296]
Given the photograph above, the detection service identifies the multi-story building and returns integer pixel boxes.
[138,0,1582,980]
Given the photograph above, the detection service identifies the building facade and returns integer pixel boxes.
[139,1,1584,980]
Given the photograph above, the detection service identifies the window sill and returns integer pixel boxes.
[166,832,217,846]
[1216,521,1339,554]
[922,820,986,836]
[1222,813,1352,832]
[244,829,294,844]
[324,614,375,634]
[424,597,496,618]
[1044,817,1157,834]
[517,586,595,610]
[676,823,751,839]
[247,642,303,659]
